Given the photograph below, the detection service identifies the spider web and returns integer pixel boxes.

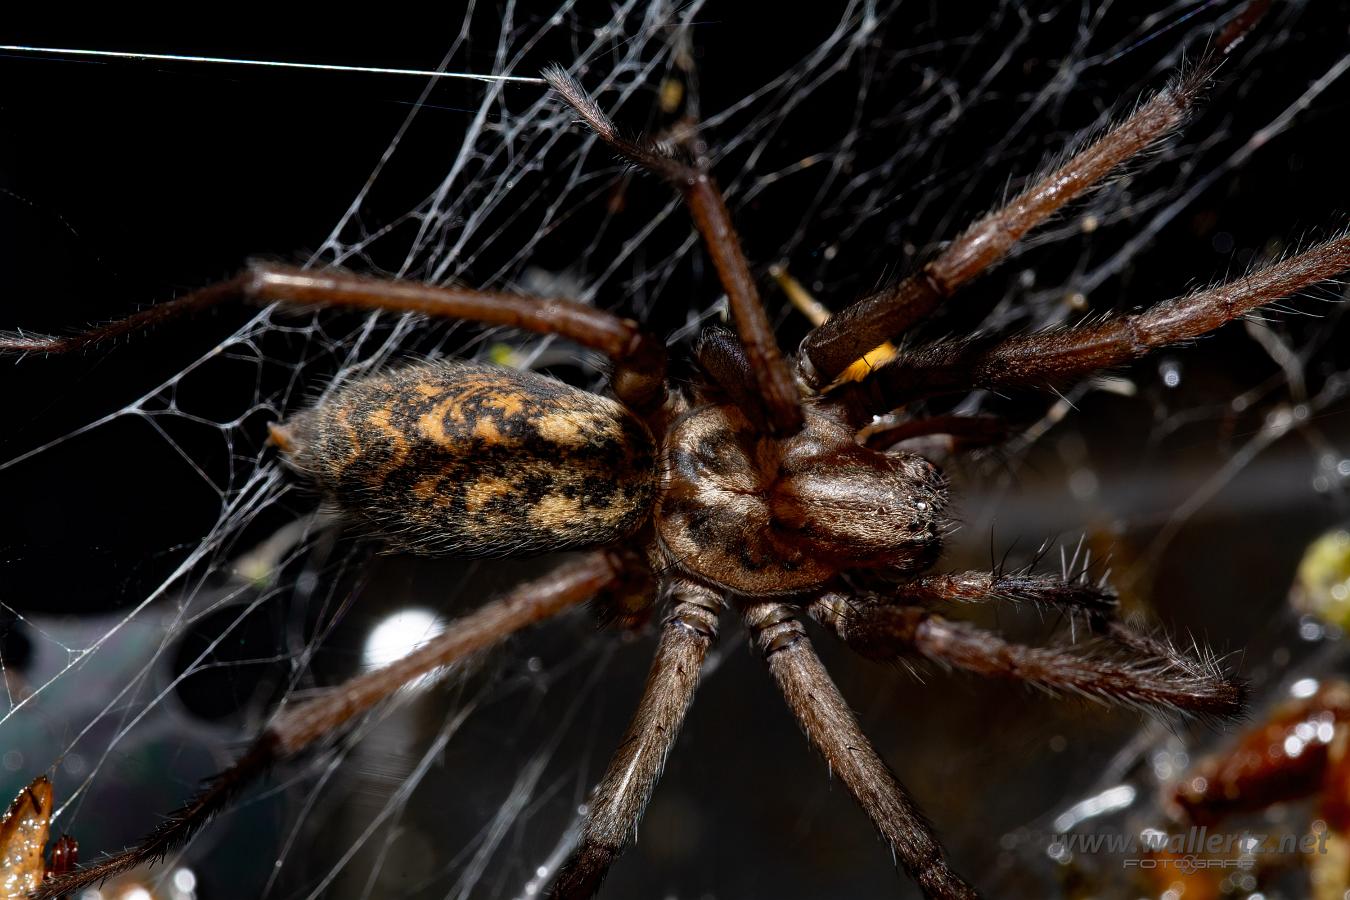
[1,2,1348,898]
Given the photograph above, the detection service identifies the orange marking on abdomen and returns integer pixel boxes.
[364,407,411,477]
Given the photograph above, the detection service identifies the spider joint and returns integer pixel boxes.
[744,602,807,657]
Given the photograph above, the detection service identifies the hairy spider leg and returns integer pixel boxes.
[547,580,722,899]
[849,233,1350,410]
[0,263,668,413]
[32,553,622,900]
[744,602,980,900]
[885,571,1119,623]
[797,0,1270,388]
[810,591,1246,721]
[543,66,804,436]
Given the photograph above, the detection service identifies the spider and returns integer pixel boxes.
[6,4,1350,898]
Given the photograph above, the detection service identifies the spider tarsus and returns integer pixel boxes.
[917,859,982,900]
[1102,621,1250,723]
[541,64,686,181]
[540,64,614,140]
[29,735,279,900]
[0,331,58,355]
[546,842,617,900]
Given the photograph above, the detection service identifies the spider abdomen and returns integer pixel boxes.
[275,360,658,556]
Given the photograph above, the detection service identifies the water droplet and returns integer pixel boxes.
[1159,358,1182,388]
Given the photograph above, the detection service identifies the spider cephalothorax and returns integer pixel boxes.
[658,389,947,595]
[10,4,1350,898]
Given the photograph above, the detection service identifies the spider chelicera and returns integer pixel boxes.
[7,5,1350,898]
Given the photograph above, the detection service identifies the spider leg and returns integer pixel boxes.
[0,263,668,412]
[547,580,721,899]
[32,552,620,900]
[847,233,1350,409]
[885,571,1118,625]
[797,0,1270,389]
[798,74,1199,387]
[543,66,803,435]
[744,602,978,900]
[809,592,1245,721]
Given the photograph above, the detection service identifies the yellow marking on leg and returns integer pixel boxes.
[771,263,898,382]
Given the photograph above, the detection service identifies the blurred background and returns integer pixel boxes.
[1,2,1349,897]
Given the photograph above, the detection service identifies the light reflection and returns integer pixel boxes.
[1291,677,1321,699]
[1159,358,1183,388]
[170,866,198,900]
[1051,784,1136,832]
[362,608,447,672]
